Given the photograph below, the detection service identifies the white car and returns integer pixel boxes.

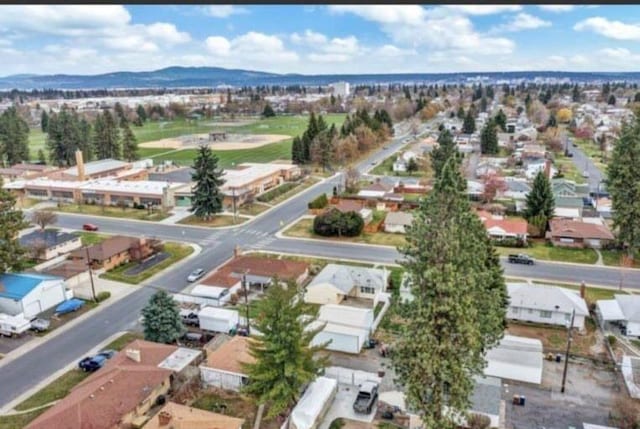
[582,171,590,178]
[187,268,205,282]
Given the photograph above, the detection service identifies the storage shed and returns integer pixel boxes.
[289,376,337,429]
[0,273,67,319]
[198,307,239,334]
[309,305,374,354]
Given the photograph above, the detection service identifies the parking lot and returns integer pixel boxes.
[504,358,621,428]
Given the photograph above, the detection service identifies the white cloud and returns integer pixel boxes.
[290,30,328,45]
[574,17,640,41]
[443,5,522,15]
[492,13,551,33]
[599,47,632,59]
[202,5,247,18]
[103,35,158,53]
[205,32,298,69]
[205,36,231,56]
[328,5,426,26]
[374,44,416,58]
[144,23,191,45]
[538,5,575,12]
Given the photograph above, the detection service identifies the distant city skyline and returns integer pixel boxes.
[1,5,639,76]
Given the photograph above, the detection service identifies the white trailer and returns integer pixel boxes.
[0,313,31,336]
[198,307,239,334]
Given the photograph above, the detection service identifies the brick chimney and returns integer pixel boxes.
[75,150,85,181]
[580,281,586,299]
[125,348,141,363]
[158,411,172,426]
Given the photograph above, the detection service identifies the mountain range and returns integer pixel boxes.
[1,66,640,90]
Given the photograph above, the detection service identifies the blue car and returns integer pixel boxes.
[78,354,107,372]
[55,299,84,315]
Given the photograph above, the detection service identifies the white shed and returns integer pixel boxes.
[198,307,239,334]
[189,285,231,306]
[310,305,374,354]
[0,273,67,319]
[289,376,337,429]
[484,335,543,384]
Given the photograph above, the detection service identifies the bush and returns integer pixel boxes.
[608,335,617,346]
[308,194,328,210]
[467,413,491,429]
[95,291,111,302]
[229,293,239,305]
[329,419,344,429]
[313,208,364,237]
[256,182,298,203]
[492,237,527,248]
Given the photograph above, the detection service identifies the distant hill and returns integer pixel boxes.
[1,66,640,90]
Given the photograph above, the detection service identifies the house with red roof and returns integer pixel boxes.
[476,210,529,244]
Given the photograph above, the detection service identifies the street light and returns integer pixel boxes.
[560,308,576,394]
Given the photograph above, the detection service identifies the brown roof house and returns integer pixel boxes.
[549,218,615,249]
[26,340,201,429]
[142,402,244,429]
[68,236,160,271]
[332,199,373,224]
[199,335,256,392]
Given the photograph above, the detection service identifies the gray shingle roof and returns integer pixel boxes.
[20,230,80,249]
[307,264,387,294]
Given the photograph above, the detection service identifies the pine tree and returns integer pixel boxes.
[431,129,461,178]
[291,136,304,164]
[480,96,488,113]
[91,113,105,161]
[101,110,121,159]
[494,109,507,132]
[480,119,499,155]
[242,281,328,419]
[141,290,185,344]
[523,170,555,234]
[0,177,28,272]
[457,106,465,119]
[572,84,581,102]
[607,114,640,258]
[121,122,139,161]
[78,118,93,162]
[394,158,506,428]
[547,113,557,128]
[0,107,30,165]
[462,110,476,134]
[114,102,127,125]
[190,144,226,220]
[37,149,46,164]
[262,104,276,118]
[41,110,49,133]
[136,104,147,123]
[608,94,617,105]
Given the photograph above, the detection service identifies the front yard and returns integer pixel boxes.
[51,204,171,222]
[554,153,586,184]
[14,369,90,412]
[370,153,432,179]
[495,242,598,265]
[238,202,271,216]
[284,218,406,248]
[600,249,640,269]
[74,231,109,246]
[100,242,193,284]
[178,214,249,227]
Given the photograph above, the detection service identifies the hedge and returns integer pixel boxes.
[96,291,111,302]
[308,194,328,210]
[256,182,298,203]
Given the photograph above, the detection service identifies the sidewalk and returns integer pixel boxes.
[158,206,193,225]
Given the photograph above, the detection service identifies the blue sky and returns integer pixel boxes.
[1,5,639,76]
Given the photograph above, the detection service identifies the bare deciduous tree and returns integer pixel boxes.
[31,210,58,231]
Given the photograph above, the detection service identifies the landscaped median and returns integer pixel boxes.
[50,203,171,222]
[178,214,249,227]
[100,242,194,284]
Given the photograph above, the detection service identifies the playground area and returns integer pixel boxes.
[139,132,290,150]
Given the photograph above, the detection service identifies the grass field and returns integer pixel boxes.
[27,129,47,161]
[601,250,640,268]
[284,218,407,248]
[495,242,598,264]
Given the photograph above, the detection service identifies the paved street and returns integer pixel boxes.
[566,137,605,193]
[0,122,637,408]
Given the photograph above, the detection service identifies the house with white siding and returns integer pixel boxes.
[0,273,68,319]
[303,264,388,305]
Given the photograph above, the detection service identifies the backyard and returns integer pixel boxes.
[189,388,281,429]
[51,203,171,222]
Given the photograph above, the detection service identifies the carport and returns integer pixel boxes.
[596,299,627,333]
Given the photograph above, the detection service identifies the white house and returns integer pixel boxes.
[507,283,589,330]
[485,335,543,384]
[597,294,640,338]
[19,230,82,261]
[392,151,419,173]
[383,211,414,234]
[197,307,239,334]
[200,336,254,392]
[188,285,232,307]
[310,304,374,354]
[288,376,337,429]
[0,273,68,319]
[304,264,388,305]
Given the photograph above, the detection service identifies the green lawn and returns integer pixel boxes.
[103,331,144,351]
[554,153,586,184]
[137,147,178,159]
[74,231,109,246]
[238,202,272,216]
[215,114,346,137]
[495,242,598,264]
[370,153,430,178]
[178,214,248,227]
[284,218,406,248]
[600,250,640,268]
[100,242,193,284]
[0,408,50,429]
[15,370,89,411]
[132,118,225,143]
[27,129,47,161]
[52,204,171,222]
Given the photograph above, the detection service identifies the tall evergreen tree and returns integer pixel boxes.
[480,119,499,155]
[523,170,555,233]
[572,84,581,102]
[607,114,640,258]
[136,104,147,123]
[394,158,506,428]
[37,149,46,164]
[121,122,139,162]
[546,113,557,128]
[457,106,465,119]
[40,110,49,133]
[242,281,328,419]
[494,109,507,132]
[93,110,121,160]
[78,117,93,162]
[301,112,318,163]
[431,129,461,178]
[462,110,476,134]
[262,104,276,118]
[291,136,304,165]
[114,102,127,125]
[0,107,30,165]
[608,94,617,105]
[190,144,226,220]
[141,290,185,344]
[0,177,28,272]
[480,96,488,113]
[91,113,105,161]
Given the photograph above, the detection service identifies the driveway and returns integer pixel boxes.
[319,383,377,429]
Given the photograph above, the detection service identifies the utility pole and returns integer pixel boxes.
[232,187,237,224]
[84,246,97,303]
[561,308,576,393]
[242,271,250,335]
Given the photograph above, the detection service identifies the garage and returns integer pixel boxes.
[311,322,368,355]
[0,273,67,319]
[198,307,239,334]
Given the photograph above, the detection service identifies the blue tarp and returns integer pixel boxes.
[55,299,84,314]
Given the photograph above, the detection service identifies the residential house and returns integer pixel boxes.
[310,304,375,354]
[503,178,531,210]
[552,178,589,218]
[392,151,419,173]
[548,218,614,249]
[357,180,394,199]
[332,199,373,224]
[68,235,157,270]
[26,340,201,429]
[0,273,68,319]
[524,160,556,181]
[304,263,388,305]
[142,402,244,429]
[597,294,640,338]
[476,211,529,244]
[467,180,485,200]
[383,211,414,234]
[200,335,255,391]
[484,335,543,384]
[507,283,589,330]
[19,230,82,261]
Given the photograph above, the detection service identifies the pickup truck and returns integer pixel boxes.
[508,254,535,265]
[353,381,379,414]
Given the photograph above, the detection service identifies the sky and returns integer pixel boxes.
[1,4,640,76]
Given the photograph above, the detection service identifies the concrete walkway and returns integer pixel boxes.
[158,207,193,225]
[595,249,604,266]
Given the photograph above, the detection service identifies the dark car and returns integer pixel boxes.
[508,254,535,265]
[353,381,379,414]
[181,312,200,327]
[82,223,99,231]
[78,354,107,372]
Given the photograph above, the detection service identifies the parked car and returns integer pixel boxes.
[508,254,535,265]
[30,318,50,332]
[181,312,199,327]
[582,171,590,178]
[187,268,205,282]
[78,354,107,372]
[82,223,99,231]
[97,349,116,359]
[353,381,379,414]
[55,298,85,315]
